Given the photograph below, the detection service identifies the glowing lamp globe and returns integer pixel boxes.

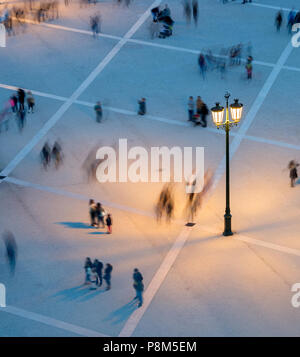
[211,102,225,127]
[230,99,243,124]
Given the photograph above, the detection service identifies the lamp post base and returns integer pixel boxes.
[223,213,233,236]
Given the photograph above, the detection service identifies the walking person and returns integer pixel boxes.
[192,0,198,26]
[198,53,206,79]
[84,257,93,284]
[288,160,299,187]
[106,213,112,234]
[183,0,191,24]
[275,10,283,32]
[51,141,63,169]
[199,101,209,127]
[287,9,296,34]
[17,88,25,111]
[103,263,113,290]
[89,199,97,227]
[94,101,102,123]
[96,202,106,228]
[27,91,35,113]
[245,60,253,80]
[187,96,194,121]
[2,231,17,275]
[133,268,144,308]
[138,98,146,115]
[93,259,103,286]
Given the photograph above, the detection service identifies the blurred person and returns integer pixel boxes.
[96,202,106,228]
[89,199,97,227]
[185,170,214,223]
[94,101,102,122]
[288,160,299,187]
[245,57,253,80]
[192,0,198,26]
[27,91,35,113]
[199,101,209,127]
[287,9,296,34]
[103,263,113,290]
[275,10,283,32]
[51,141,63,169]
[106,213,112,234]
[138,98,146,115]
[93,259,103,286]
[187,96,194,121]
[84,257,93,284]
[198,53,206,79]
[133,268,144,308]
[17,88,25,111]
[41,142,51,169]
[151,6,160,22]
[155,183,175,223]
[2,230,17,275]
[183,0,191,24]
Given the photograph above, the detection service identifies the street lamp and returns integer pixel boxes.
[211,92,243,236]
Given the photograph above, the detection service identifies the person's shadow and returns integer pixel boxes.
[56,222,91,229]
[103,300,137,325]
[52,284,91,301]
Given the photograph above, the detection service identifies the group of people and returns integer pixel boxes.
[84,257,113,290]
[40,141,63,169]
[150,4,174,39]
[187,96,209,127]
[89,199,113,233]
[0,5,27,36]
[275,9,300,34]
[198,41,253,80]
[84,258,144,307]
[155,170,215,224]
[155,183,175,223]
[0,88,35,133]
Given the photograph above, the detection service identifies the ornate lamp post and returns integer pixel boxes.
[211,93,243,236]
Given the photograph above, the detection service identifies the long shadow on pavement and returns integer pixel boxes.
[103,300,137,325]
[56,222,91,229]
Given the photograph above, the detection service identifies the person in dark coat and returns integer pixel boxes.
[275,11,283,32]
[84,257,93,284]
[2,231,17,275]
[192,0,198,26]
[138,98,146,115]
[199,102,209,127]
[151,6,160,22]
[94,101,102,123]
[106,213,112,234]
[288,160,299,187]
[17,88,25,111]
[103,263,113,290]
[96,202,106,228]
[133,268,144,307]
[89,199,97,227]
[93,259,103,286]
